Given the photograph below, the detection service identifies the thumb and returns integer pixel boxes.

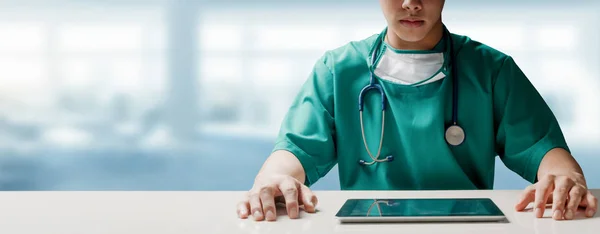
[299,184,318,213]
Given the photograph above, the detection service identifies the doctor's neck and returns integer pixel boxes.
[385,21,444,51]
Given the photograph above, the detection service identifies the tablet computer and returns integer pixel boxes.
[335,198,506,223]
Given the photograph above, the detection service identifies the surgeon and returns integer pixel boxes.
[237,0,597,221]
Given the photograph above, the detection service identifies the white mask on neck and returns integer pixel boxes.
[373,45,446,86]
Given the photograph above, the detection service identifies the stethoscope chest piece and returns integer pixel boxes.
[445,124,465,146]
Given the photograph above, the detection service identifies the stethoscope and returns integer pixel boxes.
[358,27,465,166]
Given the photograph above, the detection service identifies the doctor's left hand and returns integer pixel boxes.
[515,172,597,220]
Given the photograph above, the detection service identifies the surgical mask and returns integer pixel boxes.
[373,45,446,86]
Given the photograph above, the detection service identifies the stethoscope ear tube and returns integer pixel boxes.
[358,84,387,112]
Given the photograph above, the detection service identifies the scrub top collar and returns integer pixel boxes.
[367,25,454,86]
[369,24,454,83]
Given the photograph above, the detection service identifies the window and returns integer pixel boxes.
[0,7,166,149]
[445,9,600,145]
[197,9,384,137]
[58,22,165,98]
[0,22,49,117]
[537,25,578,50]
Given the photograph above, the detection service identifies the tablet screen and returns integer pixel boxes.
[335,198,504,217]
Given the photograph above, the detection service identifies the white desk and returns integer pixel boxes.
[0,190,597,234]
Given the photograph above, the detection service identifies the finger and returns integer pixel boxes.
[583,192,598,218]
[237,199,251,219]
[515,184,536,211]
[534,175,555,218]
[249,191,264,221]
[564,185,585,220]
[278,180,300,219]
[260,186,277,221]
[299,184,318,213]
[551,177,573,220]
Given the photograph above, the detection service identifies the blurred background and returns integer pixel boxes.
[0,0,599,190]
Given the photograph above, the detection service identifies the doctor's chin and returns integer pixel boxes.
[0,0,598,191]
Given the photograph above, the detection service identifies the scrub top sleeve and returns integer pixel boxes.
[493,56,570,184]
[272,54,337,187]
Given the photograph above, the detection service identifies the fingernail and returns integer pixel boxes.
[587,210,595,217]
[266,210,275,220]
[240,209,247,216]
[535,208,543,218]
[565,210,574,220]
[289,207,298,218]
[305,196,312,205]
[253,210,262,220]
[553,210,562,220]
[311,197,318,206]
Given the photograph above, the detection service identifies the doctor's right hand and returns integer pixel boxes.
[237,173,318,221]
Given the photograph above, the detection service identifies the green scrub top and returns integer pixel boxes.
[272,27,570,190]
